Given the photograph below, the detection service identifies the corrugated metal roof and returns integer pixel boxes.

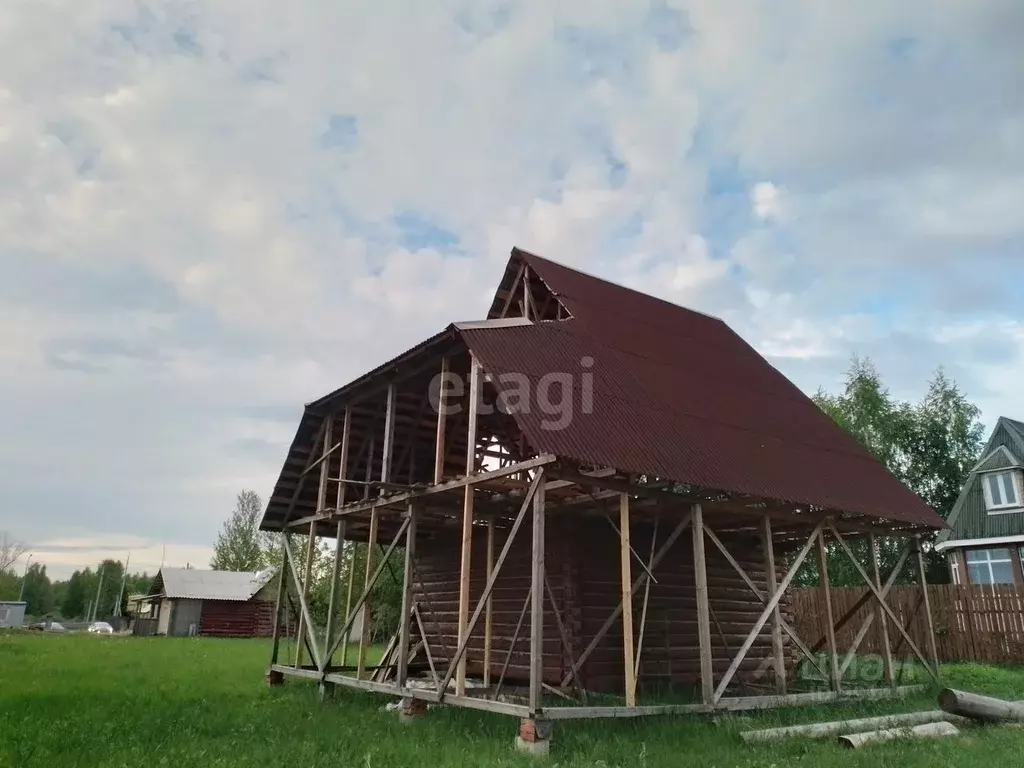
[460,249,945,529]
[155,567,275,602]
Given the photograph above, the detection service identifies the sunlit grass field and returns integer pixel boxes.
[2,632,1023,767]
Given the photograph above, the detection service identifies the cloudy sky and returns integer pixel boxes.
[2,0,1022,578]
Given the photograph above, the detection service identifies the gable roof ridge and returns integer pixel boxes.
[513,247,726,324]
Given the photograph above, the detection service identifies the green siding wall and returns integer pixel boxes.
[976,450,1020,473]
[950,474,1024,539]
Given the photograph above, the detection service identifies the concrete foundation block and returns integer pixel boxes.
[398,696,429,724]
[515,718,552,756]
[266,669,285,687]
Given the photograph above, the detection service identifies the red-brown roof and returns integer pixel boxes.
[460,249,944,529]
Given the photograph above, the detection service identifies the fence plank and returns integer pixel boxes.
[790,584,1024,666]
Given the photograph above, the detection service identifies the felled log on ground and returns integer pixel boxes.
[837,721,960,749]
[741,710,966,743]
[938,689,1024,724]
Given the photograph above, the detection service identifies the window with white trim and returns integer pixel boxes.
[983,470,1021,511]
[966,548,1015,584]
[0,607,8,622]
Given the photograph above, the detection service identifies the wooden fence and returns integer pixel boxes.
[791,584,1024,666]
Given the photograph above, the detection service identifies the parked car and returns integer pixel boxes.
[87,621,114,635]
[28,620,67,633]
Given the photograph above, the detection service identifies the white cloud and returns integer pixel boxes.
[2,0,1023,578]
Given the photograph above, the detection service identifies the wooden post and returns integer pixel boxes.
[456,357,480,695]
[434,357,449,485]
[869,533,895,688]
[916,534,940,677]
[529,476,546,715]
[270,535,289,665]
[296,416,332,667]
[324,408,351,660]
[483,517,495,687]
[762,515,786,695]
[340,539,356,667]
[356,507,380,679]
[619,493,636,707]
[396,503,418,688]
[295,523,319,668]
[818,528,841,692]
[381,383,396,489]
[692,504,714,705]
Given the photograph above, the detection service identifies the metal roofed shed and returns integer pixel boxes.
[142,567,279,638]
[259,247,944,752]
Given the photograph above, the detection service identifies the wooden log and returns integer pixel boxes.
[837,721,960,749]
[620,493,636,707]
[742,710,967,743]
[938,689,1024,723]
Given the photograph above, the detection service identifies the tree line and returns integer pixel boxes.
[0,554,153,620]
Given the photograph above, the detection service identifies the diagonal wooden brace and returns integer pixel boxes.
[703,525,829,683]
[321,514,411,669]
[438,469,545,700]
[838,543,911,677]
[827,523,939,682]
[282,534,324,671]
[713,520,825,703]
[561,510,694,688]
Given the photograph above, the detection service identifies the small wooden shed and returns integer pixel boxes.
[260,248,945,746]
[143,567,277,638]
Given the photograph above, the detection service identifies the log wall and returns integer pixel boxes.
[413,516,791,694]
[199,599,276,638]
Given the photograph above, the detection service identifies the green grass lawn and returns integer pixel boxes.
[2,632,1023,767]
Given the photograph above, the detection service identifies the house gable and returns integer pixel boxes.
[940,417,1024,543]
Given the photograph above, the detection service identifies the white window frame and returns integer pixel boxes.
[982,469,1023,513]
[965,547,1015,585]
[0,607,8,622]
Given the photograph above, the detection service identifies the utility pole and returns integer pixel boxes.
[91,565,105,622]
[17,554,32,602]
[114,554,131,619]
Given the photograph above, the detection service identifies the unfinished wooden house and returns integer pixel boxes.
[260,248,945,748]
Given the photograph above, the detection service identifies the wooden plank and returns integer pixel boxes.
[323,515,410,665]
[455,357,481,696]
[529,475,546,715]
[270,535,289,665]
[828,525,938,682]
[870,533,895,687]
[289,454,558,526]
[396,504,417,688]
[703,527,829,683]
[356,507,380,679]
[380,383,397,488]
[483,517,495,687]
[693,504,714,705]
[437,471,545,698]
[762,515,785,695]
[818,529,841,693]
[713,521,825,702]
[324,407,351,658]
[281,534,323,671]
[634,516,658,681]
[915,535,940,677]
[560,510,694,688]
[619,493,637,707]
[295,519,320,668]
[433,356,449,485]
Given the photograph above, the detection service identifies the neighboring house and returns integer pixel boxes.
[0,601,26,629]
[143,567,278,637]
[937,416,1024,585]
[126,593,153,617]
